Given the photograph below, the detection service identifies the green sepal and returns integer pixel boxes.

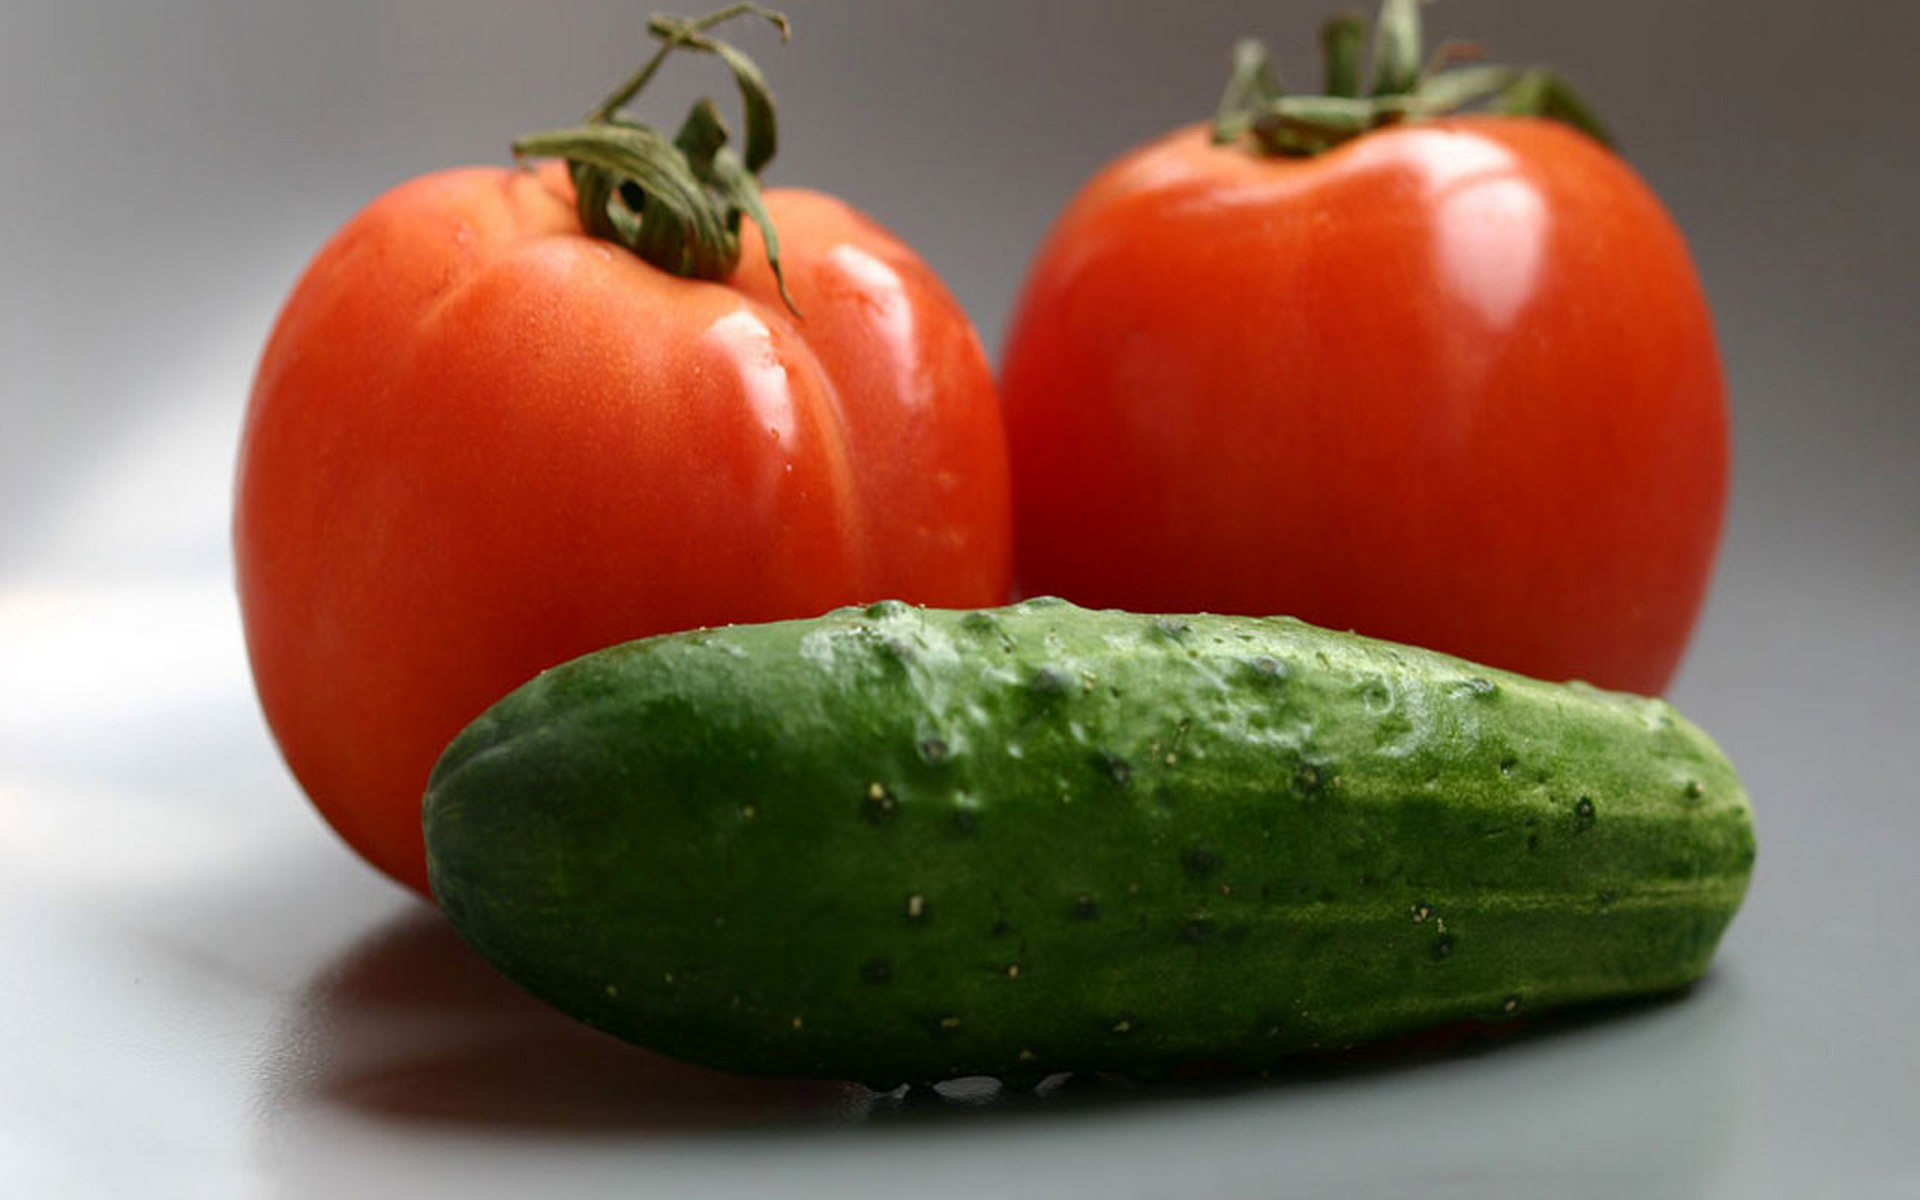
[1320,12,1368,98]
[1406,63,1519,116]
[1213,38,1283,145]
[1251,95,1379,156]
[1496,67,1615,148]
[517,121,739,281]
[1214,0,1618,158]
[678,99,797,311]
[1368,0,1423,96]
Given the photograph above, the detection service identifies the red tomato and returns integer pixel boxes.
[236,164,1011,894]
[1000,118,1727,694]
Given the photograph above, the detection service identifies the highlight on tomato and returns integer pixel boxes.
[1000,0,1728,696]
[235,6,1013,895]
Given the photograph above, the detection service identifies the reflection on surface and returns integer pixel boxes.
[264,904,1738,1135]
[825,243,921,407]
[1437,171,1548,332]
[252,898,1747,1199]
[704,307,800,448]
[1348,128,1550,334]
[265,906,870,1131]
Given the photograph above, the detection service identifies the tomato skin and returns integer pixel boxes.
[1001,118,1727,695]
[236,165,1012,895]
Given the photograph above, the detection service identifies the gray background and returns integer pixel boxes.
[3,1,1916,1197]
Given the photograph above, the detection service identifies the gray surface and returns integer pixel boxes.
[4,1,1917,1196]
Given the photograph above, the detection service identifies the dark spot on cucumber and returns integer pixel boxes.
[1683,779,1705,800]
[1098,750,1133,786]
[1433,933,1456,960]
[1526,832,1541,852]
[918,736,949,764]
[1295,761,1327,795]
[1357,677,1392,713]
[864,600,910,619]
[860,957,894,985]
[862,782,898,825]
[1373,712,1413,744]
[1499,755,1518,777]
[1574,795,1596,830]
[1179,916,1216,944]
[1248,655,1289,683]
[959,610,1001,636]
[989,918,1015,938]
[1029,667,1072,699]
[1070,894,1101,921]
[950,807,977,836]
[1157,719,1194,768]
[1182,844,1224,878]
[1151,617,1192,641]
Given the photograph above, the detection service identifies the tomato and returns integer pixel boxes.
[235,161,1011,895]
[1000,114,1727,695]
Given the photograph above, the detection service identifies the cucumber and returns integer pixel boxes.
[424,598,1754,1086]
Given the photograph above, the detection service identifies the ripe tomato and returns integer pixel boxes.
[1000,115,1727,694]
[236,162,1011,895]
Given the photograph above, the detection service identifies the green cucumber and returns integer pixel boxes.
[424,598,1754,1085]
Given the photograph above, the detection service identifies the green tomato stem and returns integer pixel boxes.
[1214,0,1616,157]
[514,4,796,309]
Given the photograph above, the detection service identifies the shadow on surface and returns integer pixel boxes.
[269,904,1718,1135]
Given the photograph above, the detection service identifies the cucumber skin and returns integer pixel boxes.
[425,599,1755,1085]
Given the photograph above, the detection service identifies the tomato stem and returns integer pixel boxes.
[1214,0,1614,156]
[589,3,787,124]
[513,5,797,310]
